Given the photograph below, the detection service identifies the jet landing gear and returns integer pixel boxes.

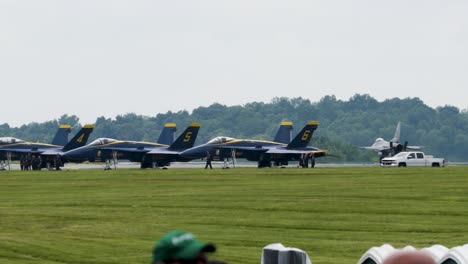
[257,160,272,168]
[272,161,288,168]
[140,160,169,169]
[104,159,116,170]
[152,162,169,170]
[104,151,118,170]
[222,149,238,169]
[140,160,153,169]
[0,161,7,170]
[0,152,12,170]
[222,159,231,169]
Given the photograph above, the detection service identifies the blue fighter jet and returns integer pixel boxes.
[180,121,327,168]
[62,123,200,169]
[0,124,94,170]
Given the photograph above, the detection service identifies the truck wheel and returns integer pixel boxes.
[398,163,406,167]
[432,163,440,167]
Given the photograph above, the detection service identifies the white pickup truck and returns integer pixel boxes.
[381,151,446,167]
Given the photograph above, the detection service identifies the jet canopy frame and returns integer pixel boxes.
[207,136,235,144]
[88,138,118,146]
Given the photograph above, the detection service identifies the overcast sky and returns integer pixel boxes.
[1,1,467,127]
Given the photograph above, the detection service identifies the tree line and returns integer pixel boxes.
[1,94,467,162]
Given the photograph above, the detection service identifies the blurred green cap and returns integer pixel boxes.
[152,230,216,263]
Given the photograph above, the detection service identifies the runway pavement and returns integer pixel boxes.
[1,161,383,170]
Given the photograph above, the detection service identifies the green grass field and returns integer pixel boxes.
[1,167,467,264]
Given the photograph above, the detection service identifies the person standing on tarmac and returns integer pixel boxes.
[54,154,62,171]
[24,154,31,170]
[308,153,315,168]
[20,155,25,171]
[205,151,213,169]
[31,155,38,170]
[37,155,42,170]
[299,153,305,168]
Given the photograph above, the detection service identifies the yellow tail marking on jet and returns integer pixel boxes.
[301,130,311,141]
[183,132,192,142]
[76,134,85,143]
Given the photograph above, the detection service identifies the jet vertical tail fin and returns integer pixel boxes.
[51,124,71,146]
[157,123,177,145]
[168,123,201,150]
[62,124,95,151]
[273,121,293,144]
[390,122,401,143]
[286,121,319,149]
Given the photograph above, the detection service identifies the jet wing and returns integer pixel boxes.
[358,146,388,151]
[99,147,150,153]
[216,145,328,157]
[264,149,328,158]
[0,148,43,154]
[40,150,63,156]
[147,149,181,155]
[216,146,269,152]
[265,149,327,155]
[407,146,423,150]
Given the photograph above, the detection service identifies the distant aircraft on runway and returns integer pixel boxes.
[180,121,328,168]
[0,125,94,170]
[62,123,200,169]
[359,121,423,161]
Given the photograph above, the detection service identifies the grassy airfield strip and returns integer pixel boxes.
[0,167,467,264]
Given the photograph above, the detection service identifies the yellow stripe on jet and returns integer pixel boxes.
[218,139,283,145]
[83,124,95,128]
[59,124,71,128]
[315,150,328,155]
[189,122,201,127]
[307,121,320,125]
[281,121,293,126]
[164,123,177,128]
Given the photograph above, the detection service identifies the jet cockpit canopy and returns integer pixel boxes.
[0,137,25,144]
[207,136,235,144]
[88,138,117,146]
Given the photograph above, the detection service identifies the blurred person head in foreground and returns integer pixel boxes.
[152,230,218,264]
[383,251,436,264]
